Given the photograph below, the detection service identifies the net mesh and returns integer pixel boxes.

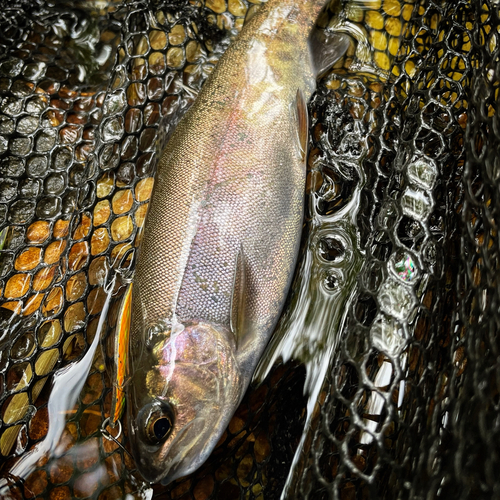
[0,0,499,499]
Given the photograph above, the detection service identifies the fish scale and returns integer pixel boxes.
[132,56,303,336]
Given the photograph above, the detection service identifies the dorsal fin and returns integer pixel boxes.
[295,89,309,162]
[230,246,247,344]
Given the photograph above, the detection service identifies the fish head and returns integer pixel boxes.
[127,320,241,484]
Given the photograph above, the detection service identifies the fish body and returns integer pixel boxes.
[127,0,350,484]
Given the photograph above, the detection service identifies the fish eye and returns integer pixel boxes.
[151,416,172,441]
[140,401,175,445]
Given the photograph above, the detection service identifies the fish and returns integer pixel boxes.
[126,0,351,485]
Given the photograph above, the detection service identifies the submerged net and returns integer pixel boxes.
[0,0,499,499]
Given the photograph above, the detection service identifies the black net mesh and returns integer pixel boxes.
[0,0,499,499]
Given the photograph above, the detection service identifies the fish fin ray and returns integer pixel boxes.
[309,28,351,79]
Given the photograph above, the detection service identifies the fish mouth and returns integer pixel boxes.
[132,417,207,484]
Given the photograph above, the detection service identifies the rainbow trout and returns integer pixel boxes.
[127,0,350,484]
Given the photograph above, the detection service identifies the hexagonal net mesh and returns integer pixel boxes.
[0,0,498,499]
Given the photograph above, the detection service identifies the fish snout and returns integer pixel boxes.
[128,399,176,483]
[130,410,209,484]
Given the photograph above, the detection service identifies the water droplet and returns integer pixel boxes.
[0,115,15,134]
[102,117,124,142]
[318,236,345,262]
[8,199,35,224]
[378,278,416,321]
[35,130,56,152]
[392,252,417,282]
[22,62,47,81]
[0,179,18,202]
[322,270,338,292]
[401,187,433,220]
[10,137,31,156]
[27,155,48,178]
[407,157,437,190]
[103,90,127,116]
[0,58,24,77]
[371,313,407,357]
[1,97,23,116]
[16,116,39,135]
[52,147,73,171]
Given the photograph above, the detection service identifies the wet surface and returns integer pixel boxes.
[0,0,499,499]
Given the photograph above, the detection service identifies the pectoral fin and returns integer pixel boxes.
[230,246,248,345]
[294,89,309,163]
[309,29,351,79]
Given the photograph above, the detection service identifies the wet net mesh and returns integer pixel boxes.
[0,0,499,499]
